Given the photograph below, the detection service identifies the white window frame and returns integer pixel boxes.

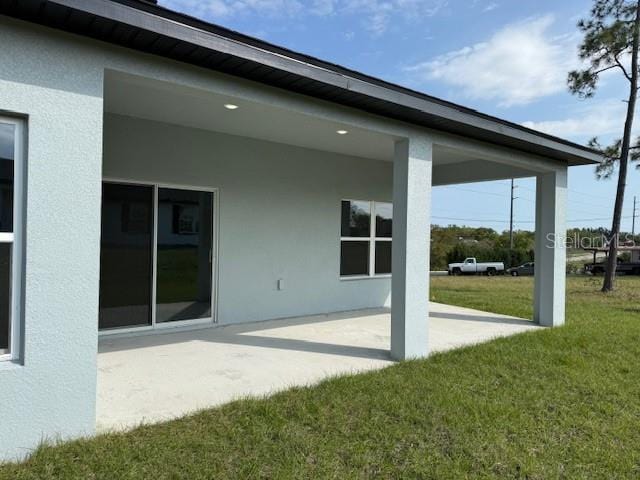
[340,199,392,280]
[0,115,25,362]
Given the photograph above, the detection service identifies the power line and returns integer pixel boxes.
[445,182,615,202]
[509,179,515,249]
[568,188,616,201]
[435,208,525,218]
[431,215,635,225]
[432,204,629,218]
[565,217,633,224]
[443,186,508,198]
[517,184,612,201]
[569,206,614,217]
[568,200,615,212]
[445,185,612,210]
[633,196,637,235]
[438,184,632,226]
[473,183,614,202]
[432,217,536,224]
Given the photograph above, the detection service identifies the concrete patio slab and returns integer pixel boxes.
[97,303,540,431]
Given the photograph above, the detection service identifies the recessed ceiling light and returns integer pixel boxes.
[336,129,349,135]
[224,104,239,110]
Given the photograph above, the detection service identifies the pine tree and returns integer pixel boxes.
[568,0,640,291]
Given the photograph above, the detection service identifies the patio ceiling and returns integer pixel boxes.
[105,72,396,162]
[104,72,542,185]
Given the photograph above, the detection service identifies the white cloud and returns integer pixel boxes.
[163,0,303,18]
[471,0,497,11]
[162,0,447,35]
[521,100,628,142]
[483,2,498,12]
[405,15,580,106]
[356,0,446,32]
[310,0,335,15]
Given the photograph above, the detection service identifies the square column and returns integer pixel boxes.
[391,136,433,360]
[534,168,568,327]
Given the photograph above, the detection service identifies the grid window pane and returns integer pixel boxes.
[0,123,15,234]
[0,243,10,354]
[375,202,392,238]
[340,241,369,276]
[375,241,392,275]
[341,200,370,237]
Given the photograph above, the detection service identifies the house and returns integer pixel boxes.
[0,0,600,461]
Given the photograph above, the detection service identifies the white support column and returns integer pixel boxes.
[534,168,568,327]
[391,136,432,360]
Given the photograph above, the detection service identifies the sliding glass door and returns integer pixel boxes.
[156,188,213,323]
[99,183,154,330]
[99,182,215,331]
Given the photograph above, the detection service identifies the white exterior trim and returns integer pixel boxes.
[0,115,25,363]
[339,199,393,279]
[151,183,159,328]
[98,316,214,338]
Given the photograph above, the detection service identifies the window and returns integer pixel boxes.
[340,200,392,277]
[0,117,24,361]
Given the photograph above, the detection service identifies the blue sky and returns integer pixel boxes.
[162,0,638,232]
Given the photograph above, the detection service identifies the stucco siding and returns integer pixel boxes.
[0,20,104,461]
[0,11,565,461]
[103,114,392,324]
[0,14,403,460]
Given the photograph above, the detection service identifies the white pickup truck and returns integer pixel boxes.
[448,257,505,276]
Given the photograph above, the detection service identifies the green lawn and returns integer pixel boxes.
[2,276,640,479]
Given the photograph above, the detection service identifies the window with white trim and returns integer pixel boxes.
[0,116,24,361]
[340,200,392,277]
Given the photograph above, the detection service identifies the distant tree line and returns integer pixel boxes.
[430,225,534,270]
[430,225,639,271]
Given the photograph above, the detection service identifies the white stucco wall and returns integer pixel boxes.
[103,114,392,324]
[0,14,401,460]
[0,11,567,461]
[0,19,104,461]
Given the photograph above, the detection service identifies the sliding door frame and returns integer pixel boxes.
[100,178,219,336]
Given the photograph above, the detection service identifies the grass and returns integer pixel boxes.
[2,276,640,479]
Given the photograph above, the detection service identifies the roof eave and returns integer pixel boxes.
[4,0,604,166]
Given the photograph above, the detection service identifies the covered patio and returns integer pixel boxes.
[94,69,569,430]
[0,1,602,461]
[99,70,570,359]
[97,303,539,430]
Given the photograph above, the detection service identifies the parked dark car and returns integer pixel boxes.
[507,262,534,276]
[585,258,640,276]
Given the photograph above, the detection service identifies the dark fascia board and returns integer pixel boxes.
[35,0,602,165]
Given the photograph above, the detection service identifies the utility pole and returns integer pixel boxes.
[633,195,637,238]
[509,179,517,266]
